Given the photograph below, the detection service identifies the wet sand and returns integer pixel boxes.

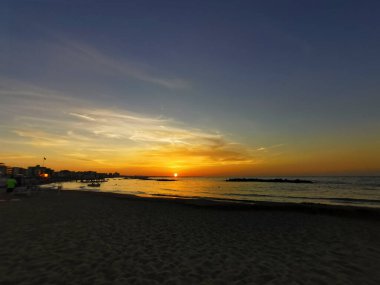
[1,190,380,284]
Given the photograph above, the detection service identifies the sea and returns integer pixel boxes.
[46,176,380,209]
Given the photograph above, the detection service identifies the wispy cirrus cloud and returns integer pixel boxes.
[12,130,70,147]
[0,79,267,171]
[52,38,189,89]
[0,153,37,160]
[69,113,97,121]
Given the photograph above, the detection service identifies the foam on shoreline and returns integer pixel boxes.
[62,189,380,220]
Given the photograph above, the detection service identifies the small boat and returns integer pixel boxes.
[88,182,101,187]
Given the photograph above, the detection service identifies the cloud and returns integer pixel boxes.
[140,144,254,166]
[1,80,260,170]
[0,153,37,160]
[12,130,70,147]
[55,39,189,89]
[69,113,97,121]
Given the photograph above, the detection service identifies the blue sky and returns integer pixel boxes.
[1,0,379,175]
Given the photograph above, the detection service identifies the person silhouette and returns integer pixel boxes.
[6,176,17,194]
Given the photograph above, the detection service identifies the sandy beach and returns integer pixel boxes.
[1,190,380,285]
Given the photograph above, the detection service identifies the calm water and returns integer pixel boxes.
[50,176,380,208]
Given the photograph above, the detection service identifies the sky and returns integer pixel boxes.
[1,0,380,176]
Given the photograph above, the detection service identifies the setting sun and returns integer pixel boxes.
[173,173,178,177]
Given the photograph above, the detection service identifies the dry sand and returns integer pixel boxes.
[1,190,380,285]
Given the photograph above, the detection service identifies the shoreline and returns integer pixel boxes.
[5,184,380,219]
[38,175,380,211]
[61,189,380,220]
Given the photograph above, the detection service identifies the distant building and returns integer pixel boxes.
[0,163,8,177]
[54,170,76,180]
[0,164,26,177]
[27,165,54,178]
[1,162,116,181]
[0,163,13,177]
[12,167,27,177]
[80,171,98,180]
[97,172,108,178]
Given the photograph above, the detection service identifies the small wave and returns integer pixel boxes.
[112,190,146,195]
[325,197,380,204]
[130,191,146,195]
[151,193,206,200]
[160,188,178,192]
[151,193,192,198]
[319,182,348,186]
[222,192,380,205]
[151,193,176,197]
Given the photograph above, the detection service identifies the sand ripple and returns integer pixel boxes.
[1,192,380,284]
